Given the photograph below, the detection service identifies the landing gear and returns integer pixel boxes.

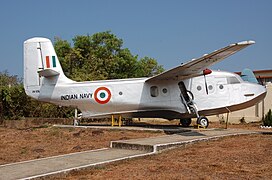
[180,118,192,127]
[178,81,209,129]
[178,81,200,117]
[197,116,209,128]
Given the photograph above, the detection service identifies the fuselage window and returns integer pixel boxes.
[208,85,213,90]
[219,84,224,89]
[197,85,202,91]
[150,86,159,97]
[227,77,240,84]
[162,88,168,94]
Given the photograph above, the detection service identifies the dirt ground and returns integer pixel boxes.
[54,134,272,180]
[0,120,164,165]
[1,119,271,179]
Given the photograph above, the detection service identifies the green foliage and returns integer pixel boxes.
[263,109,272,126]
[53,37,72,76]
[0,71,74,120]
[137,57,164,77]
[54,31,164,81]
[1,85,31,119]
[0,70,21,86]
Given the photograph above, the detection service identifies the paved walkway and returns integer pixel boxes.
[0,128,259,180]
[54,124,191,134]
[111,128,258,152]
[0,148,149,180]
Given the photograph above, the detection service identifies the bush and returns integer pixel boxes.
[263,109,272,126]
[0,85,74,120]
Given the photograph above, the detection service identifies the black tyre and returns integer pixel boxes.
[180,118,192,127]
[197,116,209,128]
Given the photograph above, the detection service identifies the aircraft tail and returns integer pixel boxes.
[24,37,73,99]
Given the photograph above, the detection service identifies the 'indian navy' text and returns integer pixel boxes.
[61,93,92,100]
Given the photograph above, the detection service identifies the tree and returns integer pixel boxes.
[0,85,30,119]
[0,71,23,119]
[137,57,164,77]
[54,31,164,81]
[263,109,272,126]
[0,70,74,120]
[73,35,91,59]
[0,70,21,87]
[53,37,72,76]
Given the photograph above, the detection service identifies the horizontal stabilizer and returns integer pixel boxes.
[38,69,60,77]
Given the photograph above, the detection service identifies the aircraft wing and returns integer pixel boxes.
[146,40,255,82]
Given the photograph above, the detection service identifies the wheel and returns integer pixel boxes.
[197,116,209,128]
[180,118,192,127]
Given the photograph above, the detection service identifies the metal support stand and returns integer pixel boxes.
[225,107,231,129]
[111,115,114,127]
[197,124,206,129]
[73,108,79,126]
[111,115,122,127]
[262,100,265,121]
[118,115,122,127]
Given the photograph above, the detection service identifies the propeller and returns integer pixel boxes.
[203,69,212,95]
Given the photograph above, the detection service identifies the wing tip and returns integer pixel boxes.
[231,40,255,46]
[238,40,255,45]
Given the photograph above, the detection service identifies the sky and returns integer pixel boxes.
[1,0,272,78]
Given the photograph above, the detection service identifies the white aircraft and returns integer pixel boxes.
[23,37,266,128]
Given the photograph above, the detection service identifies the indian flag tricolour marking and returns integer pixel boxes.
[94,87,111,104]
[45,56,57,68]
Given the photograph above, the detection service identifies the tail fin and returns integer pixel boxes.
[24,37,72,99]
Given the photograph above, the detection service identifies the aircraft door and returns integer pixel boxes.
[224,76,242,104]
[215,77,230,105]
[113,82,144,112]
[145,83,172,110]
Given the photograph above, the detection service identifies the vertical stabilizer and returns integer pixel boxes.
[24,37,72,99]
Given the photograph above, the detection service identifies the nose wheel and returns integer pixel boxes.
[197,116,209,128]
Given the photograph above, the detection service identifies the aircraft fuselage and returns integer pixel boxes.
[34,70,266,119]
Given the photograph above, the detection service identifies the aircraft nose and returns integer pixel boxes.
[257,84,267,96]
[261,84,267,97]
[243,83,267,100]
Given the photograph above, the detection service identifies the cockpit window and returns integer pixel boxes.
[227,77,240,84]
